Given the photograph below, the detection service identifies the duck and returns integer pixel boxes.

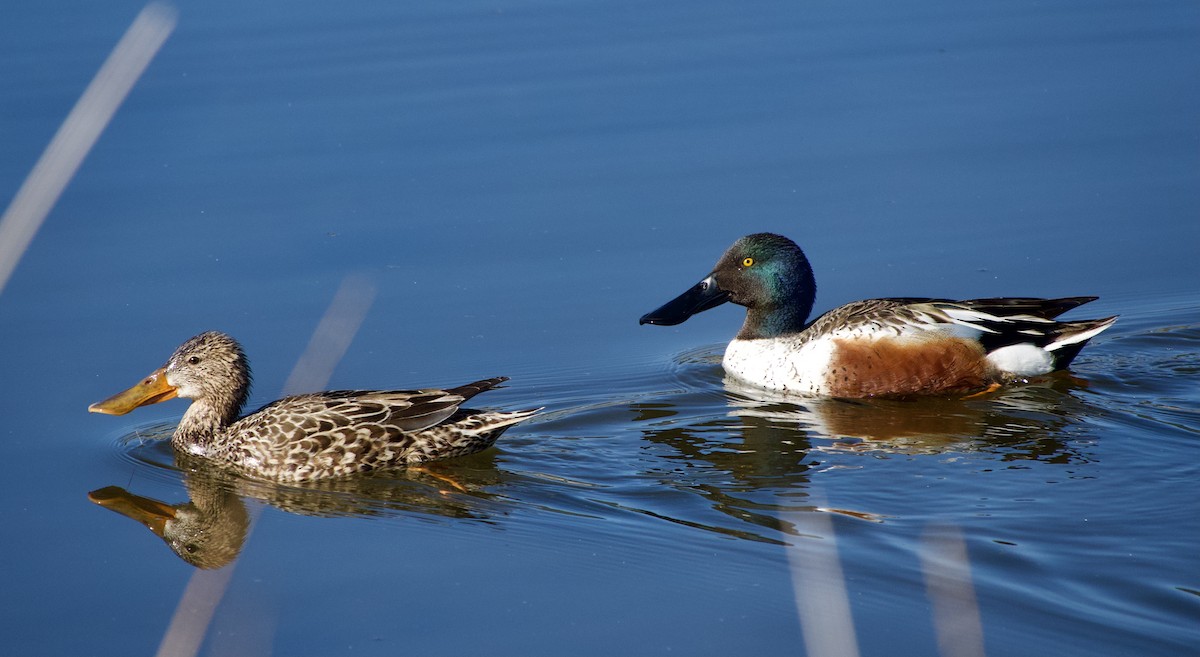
[639,233,1116,398]
[89,331,539,482]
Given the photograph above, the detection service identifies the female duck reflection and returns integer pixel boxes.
[89,452,508,569]
[89,477,247,570]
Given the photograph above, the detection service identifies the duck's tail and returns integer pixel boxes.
[1043,315,1119,369]
[447,376,510,401]
[410,406,541,463]
[939,297,1117,374]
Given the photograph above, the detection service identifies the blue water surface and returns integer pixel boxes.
[1,1,1198,655]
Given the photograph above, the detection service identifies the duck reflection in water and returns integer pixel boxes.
[90,451,508,569]
[90,483,248,570]
[722,374,1090,460]
[632,371,1095,543]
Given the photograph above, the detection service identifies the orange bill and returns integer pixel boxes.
[88,486,177,537]
[88,367,177,415]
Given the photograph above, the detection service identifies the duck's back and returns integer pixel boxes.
[202,379,533,482]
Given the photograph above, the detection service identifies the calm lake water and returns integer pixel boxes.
[2,1,1198,655]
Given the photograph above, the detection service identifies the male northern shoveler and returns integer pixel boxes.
[89,331,538,482]
[639,233,1116,398]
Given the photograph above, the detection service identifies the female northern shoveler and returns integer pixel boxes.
[89,331,538,482]
[639,233,1116,398]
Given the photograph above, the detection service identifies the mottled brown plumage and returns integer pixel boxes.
[89,332,538,482]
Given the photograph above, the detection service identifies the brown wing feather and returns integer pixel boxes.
[268,390,464,433]
[236,378,510,437]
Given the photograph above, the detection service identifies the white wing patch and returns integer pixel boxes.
[939,306,1054,332]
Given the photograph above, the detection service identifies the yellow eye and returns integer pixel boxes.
[742,257,754,267]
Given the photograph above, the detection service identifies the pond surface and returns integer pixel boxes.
[1,1,1198,655]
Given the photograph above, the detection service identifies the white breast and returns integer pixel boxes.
[723,336,836,395]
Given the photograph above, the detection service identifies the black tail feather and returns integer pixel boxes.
[960,296,1098,320]
[447,377,510,401]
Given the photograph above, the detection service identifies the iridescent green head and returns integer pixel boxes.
[640,233,817,339]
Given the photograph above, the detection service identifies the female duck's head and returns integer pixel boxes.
[640,233,817,339]
[89,331,252,428]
